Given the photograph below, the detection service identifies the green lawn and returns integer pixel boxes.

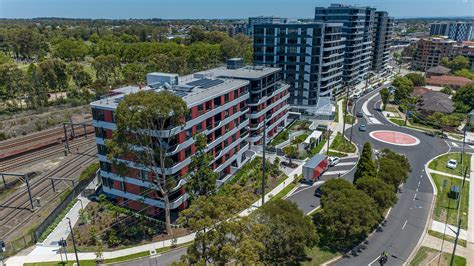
[428,153,471,177]
[302,246,339,266]
[288,120,312,131]
[330,133,356,153]
[327,151,348,158]
[307,136,328,157]
[334,104,339,123]
[270,129,289,146]
[411,246,466,266]
[271,175,302,201]
[344,115,355,125]
[385,106,398,113]
[431,173,469,229]
[428,230,467,248]
[389,118,405,126]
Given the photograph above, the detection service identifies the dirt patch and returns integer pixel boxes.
[0,105,91,140]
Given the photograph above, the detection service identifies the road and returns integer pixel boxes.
[110,247,187,266]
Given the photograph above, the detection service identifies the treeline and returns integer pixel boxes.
[0,24,252,113]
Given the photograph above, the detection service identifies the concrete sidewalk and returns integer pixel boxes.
[469,156,474,243]
[430,220,468,240]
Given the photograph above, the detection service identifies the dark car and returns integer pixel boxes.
[356,112,364,117]
[314,186,323,197]
[425,131,435,137]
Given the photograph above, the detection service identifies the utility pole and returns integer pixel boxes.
[326,129,331,156]
[25,174,35,210]
[63,123,69,154]
[450,218,462,266]
[67,218,80,266]
[350,98,357,144]
[261,121,266,206]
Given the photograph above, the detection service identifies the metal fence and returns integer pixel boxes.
[2,232,36,258]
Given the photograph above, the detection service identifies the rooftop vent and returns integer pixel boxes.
[227,58,244,69]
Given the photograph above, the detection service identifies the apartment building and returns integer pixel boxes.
[91,73,251,215]
[315,4,376,86]
[91,63,290,215]
[372,11,394,73]
[247,16,287,36]
[195,59,290,145]
[430,22,474,42]
[253,22,344,115]
[413,37,456,71]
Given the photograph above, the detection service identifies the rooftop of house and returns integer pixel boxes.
[426,75,473,87]
[426,65,451,75]
[417,91,455,113]
[411,86,432,97]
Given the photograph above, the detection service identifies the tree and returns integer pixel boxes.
[92,54,121,85]
[12,28,45,60]
[53,38,89,61]
[121,63,146,85]
[377,149,411,188]
[67,62,92,88]
[405,73,426,86]
[0,52,12,64]
[320,179,355,196]
[379,87,390,110]
[356,177,397,211]
[220,38,241,60]
[107,90,188,236]
[353,142,377,184]
[441,87,453,96]
[186,134,218,198]
[283,145,298,165]
[253,199,318,264]
[449,56,470,71]
[453,83,474,113]
[38,58,68,100]
[392,76,414,100]
[314,181,380,250]
[454,69,474,80]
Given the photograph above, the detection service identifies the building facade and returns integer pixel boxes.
[430,22,474,42]
[253,22,344,114]
[372,11,394,73]
[91,64,289,215]
[247,16,287,36]
[314,4,376,86]
[413,37,456,71]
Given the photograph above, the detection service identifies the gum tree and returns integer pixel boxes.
[107,90,188,235]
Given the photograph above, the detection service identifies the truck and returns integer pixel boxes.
[303,154,329,183]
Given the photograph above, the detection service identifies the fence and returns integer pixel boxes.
[2,232,36,258]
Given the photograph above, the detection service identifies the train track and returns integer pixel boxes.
[0,137,96,172]
[0,145,98,239]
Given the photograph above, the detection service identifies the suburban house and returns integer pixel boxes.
[416,91,455,114]
[425,65,451,77]
[411,86,432,98]
[425,75,473,90]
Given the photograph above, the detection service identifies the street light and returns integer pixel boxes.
[66,217,80,266]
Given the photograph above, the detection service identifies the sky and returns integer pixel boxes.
[1,0,473,19]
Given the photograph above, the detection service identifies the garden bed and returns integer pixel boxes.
[329,133,356,153]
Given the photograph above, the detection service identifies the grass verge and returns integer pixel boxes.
[302,246,339,266]
[431,173,469,229]
[389,118,405,126]
[330,132,356,153]
[411,246,466,266]
[428,152,471,177]
[428,230,467,248]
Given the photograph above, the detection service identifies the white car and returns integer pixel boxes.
[329,156,341,167]
[447,159,457,169]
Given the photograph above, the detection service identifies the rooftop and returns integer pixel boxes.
[194,65,281,80]
[417,91,455,113]
[426,65,451,75]
[426,75,473,88]
[90,76,248,110]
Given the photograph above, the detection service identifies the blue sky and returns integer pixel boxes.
[1,0,473,19]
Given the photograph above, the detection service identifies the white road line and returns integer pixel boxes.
[418,181,421,186]
[416,188,419,192]
[402,220,408,230]
[451,142,459,147]
[413,193,417,200]
[469,145,474,149]
[322,171,347,176]
[368,255,381,266]
[334,162,357,166]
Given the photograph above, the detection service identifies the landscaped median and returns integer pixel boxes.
[329,132,356,155]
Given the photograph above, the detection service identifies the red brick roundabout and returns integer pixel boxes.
[369,130,420,146]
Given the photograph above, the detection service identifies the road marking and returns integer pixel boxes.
[413,193,417,200]
[334,162,357,166]
[402,220,408,230]
[368,255,381,266]
[451,142,459,147]
[418,181,421,186]
[469,145,474,149]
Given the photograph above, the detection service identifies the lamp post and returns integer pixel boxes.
[261,120,266,206]
[66,217,80,266]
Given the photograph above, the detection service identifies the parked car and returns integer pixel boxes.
[359,124,367,131]
[314,186,324,197]
[328,156,341,167]
[356,112,364,117]
[447,159,457,169]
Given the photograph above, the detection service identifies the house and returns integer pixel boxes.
[411,86,432,97]
[425,75,473,90]
[425,65,451,77]
[417,91,455,114]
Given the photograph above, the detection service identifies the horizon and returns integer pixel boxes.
[1,0,474,20]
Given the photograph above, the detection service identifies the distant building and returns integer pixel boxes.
[430,22,474,42]
[413,37,456,71]
[425,75,473,90]
[372,11,394,73]
[247,16,287,36]
[253,21,344,115]
[417,91,455,114]
[228,23,247,37]
[453,41,474,70]
[314,4,377,86]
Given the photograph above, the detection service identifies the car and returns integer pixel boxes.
[328,156,341,167]
[359,124,367,131]
[314,186,323,197]
[356,112,364,117]
[424,131,435,137]
[447,159,457,169]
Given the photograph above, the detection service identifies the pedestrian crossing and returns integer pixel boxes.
[448,141,474,149]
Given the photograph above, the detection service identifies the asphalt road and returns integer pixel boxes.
[335,90,450,266]
[110,247,187,266]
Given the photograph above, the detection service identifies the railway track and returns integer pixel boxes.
[0,145,98,239]
[0,137,96,172]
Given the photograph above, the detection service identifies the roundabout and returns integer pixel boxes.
[369,130,420,146]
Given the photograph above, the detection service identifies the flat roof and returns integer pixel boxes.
[91,77,248,110]
[194,65,281,80]
[304,154,327,169]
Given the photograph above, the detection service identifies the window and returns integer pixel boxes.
[92,108,105,121]
[139,169,148,180]
[97,144,107,155]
